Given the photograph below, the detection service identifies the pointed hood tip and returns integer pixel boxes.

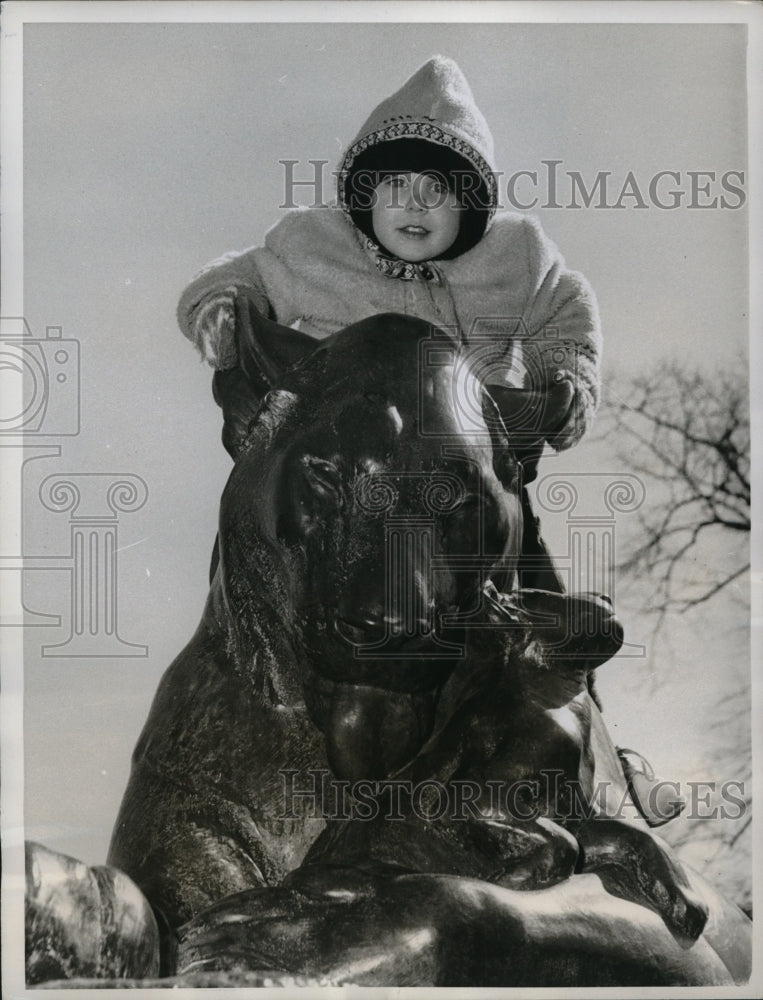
[421,54,467,74]
[348,54,494,165]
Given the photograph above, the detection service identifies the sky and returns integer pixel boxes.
[3,13,751,893]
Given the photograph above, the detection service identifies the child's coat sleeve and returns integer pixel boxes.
[517,216,601,452]
[176,246,272,342]
[445,212,601,453]
[175,209,356,347]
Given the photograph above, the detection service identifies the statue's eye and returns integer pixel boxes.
[301,456,342,508]
[277,455,343,544]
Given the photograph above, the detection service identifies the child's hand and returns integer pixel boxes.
[191,288,238,370]
[487,372,574,444]
[543,372,574,436]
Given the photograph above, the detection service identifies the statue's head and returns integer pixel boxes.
[216,312,523,704]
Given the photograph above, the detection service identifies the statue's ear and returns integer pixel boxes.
[235,296,320,388]
[213,298,320,460]
[481,389,520,492]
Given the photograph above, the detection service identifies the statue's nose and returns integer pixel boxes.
[336,524,436,646]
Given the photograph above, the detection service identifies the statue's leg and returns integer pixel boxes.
[466,814,579,889]
[173,864,747,986]
[576,816,709,942]
[26,856,750,986]
[108,764,272,933]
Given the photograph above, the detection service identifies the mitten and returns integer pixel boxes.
[189,287,238,370]
[541,372,575,442]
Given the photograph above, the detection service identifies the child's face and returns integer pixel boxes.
[371,172,463,262]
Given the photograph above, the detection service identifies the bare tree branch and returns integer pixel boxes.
[677,563,750,612]
[599,362,750,615]
[597,361,752,910]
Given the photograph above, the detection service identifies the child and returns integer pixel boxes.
[178,56,598,453]
[176,56,681,827]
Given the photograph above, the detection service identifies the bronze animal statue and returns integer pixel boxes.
[26,311,751,987]
[107,311,524,931]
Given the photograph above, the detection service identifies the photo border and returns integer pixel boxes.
[2,2,760,997]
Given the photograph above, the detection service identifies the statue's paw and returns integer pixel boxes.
[666,884,710,946]
[470,816,579,890]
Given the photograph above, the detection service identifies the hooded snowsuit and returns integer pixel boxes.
[177,56,601,455]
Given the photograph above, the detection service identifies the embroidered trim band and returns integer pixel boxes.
[357,232,441,283]
[337,120,498,226]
